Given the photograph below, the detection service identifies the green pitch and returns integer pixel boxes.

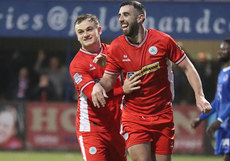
[0,151,222,161]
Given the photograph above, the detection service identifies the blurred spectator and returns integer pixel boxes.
[0,106,23,149]
[48,57,66,100]
[7,66,31,101]
[34,50,66,101]
[30,73,58,101]
[34,49,47,72]
[0,52,10,100]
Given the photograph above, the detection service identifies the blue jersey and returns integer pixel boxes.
[200,66,230,129]
[199,66,230,154]
[215,66,230,129]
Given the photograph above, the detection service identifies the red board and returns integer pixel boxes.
[26,103,205,152]
[173,105,205,153]
[26,102,80,150]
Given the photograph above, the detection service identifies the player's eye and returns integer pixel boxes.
[123,12,129,17]
[118,13,121,18]
[87,27,93,32]
[78,30,84,34]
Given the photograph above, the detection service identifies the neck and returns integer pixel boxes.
[82,42,101,53]
[127,26,146,44]
[223,61,230,68]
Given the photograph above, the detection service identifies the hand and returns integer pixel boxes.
[190,117,201,129]
[196,96,212,113]
[123,72,141,94]
[39,75,49,88]
[91,83,108,108]
[206,120,221,137]
[93,53,107,67]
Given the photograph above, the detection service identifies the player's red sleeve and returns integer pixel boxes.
[105,41,122,75]
[166,35,186,64]
[69,61,95,102]
[81,83,94,102]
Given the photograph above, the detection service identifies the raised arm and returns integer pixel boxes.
[177,56,212,113]
[93,53,107,67]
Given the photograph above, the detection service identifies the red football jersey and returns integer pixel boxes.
[69,43,122,133]
[105,29,186,116]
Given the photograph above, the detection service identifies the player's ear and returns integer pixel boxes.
[137,14,145,24]
[98,26,102,35]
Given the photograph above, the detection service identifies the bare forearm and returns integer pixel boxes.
[179,57,204,98]
[184,64,204,98]
[178,57,212,113]
[99,73,117,92]
[99,78,114,92]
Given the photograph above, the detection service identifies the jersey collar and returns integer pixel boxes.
[125,29,148,48]
[80,47,103,56]
[223,66,230,72]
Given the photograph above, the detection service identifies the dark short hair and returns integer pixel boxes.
[120,1,146,16]
[74,14,99,27]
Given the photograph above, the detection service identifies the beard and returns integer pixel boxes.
[218,54,230,63]
[122,22,139,37]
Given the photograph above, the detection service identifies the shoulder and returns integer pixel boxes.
[110,35,125,48]
[101,43,110,55]
[147,29,177,50]
[70,52,80,67]
[69,51,86,71]
[101,43,110,49]
[223,66,230,73]
[148,29,173,42]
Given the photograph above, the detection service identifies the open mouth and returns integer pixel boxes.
[83,37,92,41]
[121,23,129,30]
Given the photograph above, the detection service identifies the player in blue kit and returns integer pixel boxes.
[191,39,230,161]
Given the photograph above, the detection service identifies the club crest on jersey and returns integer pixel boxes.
[89,147,97,155]
[148,46,158,55]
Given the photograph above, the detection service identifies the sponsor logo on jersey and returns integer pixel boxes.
[123,133,129,141]
[177,44,182,52]
[73,73,82,84]
[127,72,135,78]
[221,138,229,149]
[122,55,131,62]
[94,78,100,83]
[89,64,96,71]
[127,62,160,78]
[89,146,97,155]
[170,141,174,148]
[223,74,229,82]
[148,46,158,55]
